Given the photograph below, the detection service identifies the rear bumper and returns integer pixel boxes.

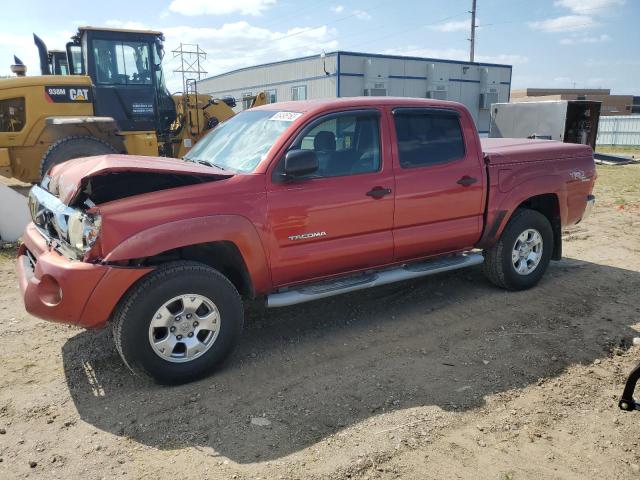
[17,223,152,329]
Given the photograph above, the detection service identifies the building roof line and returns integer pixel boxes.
[198,50,512,83]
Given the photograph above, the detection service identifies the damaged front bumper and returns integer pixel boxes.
[17,223,152,329]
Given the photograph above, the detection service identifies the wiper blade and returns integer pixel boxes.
[195,159,215,167]
[184,157,228,171]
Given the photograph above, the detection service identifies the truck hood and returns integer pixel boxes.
[43,154,232,206]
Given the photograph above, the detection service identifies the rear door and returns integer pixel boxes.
[266,109,395,287]
[391,107,485,261]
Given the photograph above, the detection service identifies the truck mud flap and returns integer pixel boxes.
[620,361,640,411]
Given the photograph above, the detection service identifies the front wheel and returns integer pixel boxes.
[112,261,244,385]
[482,208,554,290]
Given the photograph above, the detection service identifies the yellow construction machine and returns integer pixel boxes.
[0,27,266,183]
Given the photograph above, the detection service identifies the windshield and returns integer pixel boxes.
[184,110,296,173]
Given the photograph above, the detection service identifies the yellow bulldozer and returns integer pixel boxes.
[0,26,266,183]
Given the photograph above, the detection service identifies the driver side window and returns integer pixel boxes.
[291,112,381,178]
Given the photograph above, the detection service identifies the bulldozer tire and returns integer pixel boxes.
[40,135,117,178]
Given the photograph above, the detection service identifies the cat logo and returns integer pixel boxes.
[45,85,92,103]
[69,88,89,101]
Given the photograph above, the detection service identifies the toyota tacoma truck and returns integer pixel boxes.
[17,97,596,384]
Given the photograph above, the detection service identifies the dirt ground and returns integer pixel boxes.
[1,164,640,480]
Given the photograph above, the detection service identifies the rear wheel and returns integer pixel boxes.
[40,135,117,178]
[482,208,553,290]
[112,261,244,385]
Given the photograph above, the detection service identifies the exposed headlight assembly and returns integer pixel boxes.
[68,211,101,253]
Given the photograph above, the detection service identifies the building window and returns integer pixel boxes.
[242,92,253,110]
[291,85,307,101]
[265,89,277,104]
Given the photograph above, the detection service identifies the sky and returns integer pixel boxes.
[1,0,638,94]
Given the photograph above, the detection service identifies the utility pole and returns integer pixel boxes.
[469,0,477,62]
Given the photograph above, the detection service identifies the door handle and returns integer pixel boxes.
[457,175,478,187]
[366,186,392,199]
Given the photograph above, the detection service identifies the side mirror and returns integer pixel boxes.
[283,149,318,178]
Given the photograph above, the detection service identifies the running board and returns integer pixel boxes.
[266,252,484,308]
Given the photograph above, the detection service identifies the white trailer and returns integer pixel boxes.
[489,100,601,149]
[0,182,30,243]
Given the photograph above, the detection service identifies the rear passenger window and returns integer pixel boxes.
[288,112,381,178]
[394,110,465,168]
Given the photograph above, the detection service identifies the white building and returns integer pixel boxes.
[197,51,512,133]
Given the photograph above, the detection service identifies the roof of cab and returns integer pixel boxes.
[76,26,164,36]
[252,97,466,115]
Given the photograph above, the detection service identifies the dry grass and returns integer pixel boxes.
[596,145,640,157]
[0,243,18,261]
[594,163,640,208]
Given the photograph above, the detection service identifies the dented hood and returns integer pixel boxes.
[44,154,231,205]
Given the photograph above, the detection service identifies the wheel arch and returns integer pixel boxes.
[31,118,124,150]
[102,215,272,296]
[133,241,255,298]
[516,193,562,260]
[480,181,566,261]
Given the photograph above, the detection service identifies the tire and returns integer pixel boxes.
[40,135,117,178]
[112,261,244,385]
[482,208,553,291]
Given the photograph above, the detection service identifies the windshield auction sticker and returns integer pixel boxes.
[269,111,302,122]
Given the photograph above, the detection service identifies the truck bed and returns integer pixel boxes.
[481,138,593,165]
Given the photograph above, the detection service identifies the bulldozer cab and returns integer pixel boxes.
[37,27,177,134]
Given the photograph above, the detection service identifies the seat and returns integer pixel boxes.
[313,131,336,175]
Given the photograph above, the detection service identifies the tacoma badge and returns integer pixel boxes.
[288,231,327,241]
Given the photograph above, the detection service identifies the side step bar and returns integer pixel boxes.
[266,252,484,308]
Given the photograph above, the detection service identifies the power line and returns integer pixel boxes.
[246,0,336,32]
[161,8,473,82]
[266,0,389,44]
[342,11,470,53]
[191,9,469,78]
[476,3,627,29]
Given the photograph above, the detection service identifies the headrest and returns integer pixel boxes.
[313,130,336,151]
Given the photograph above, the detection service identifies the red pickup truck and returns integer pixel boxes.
[17,97,596,384]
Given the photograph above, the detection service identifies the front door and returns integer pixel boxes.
[391,107,486,261]
[266,109,395,287]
